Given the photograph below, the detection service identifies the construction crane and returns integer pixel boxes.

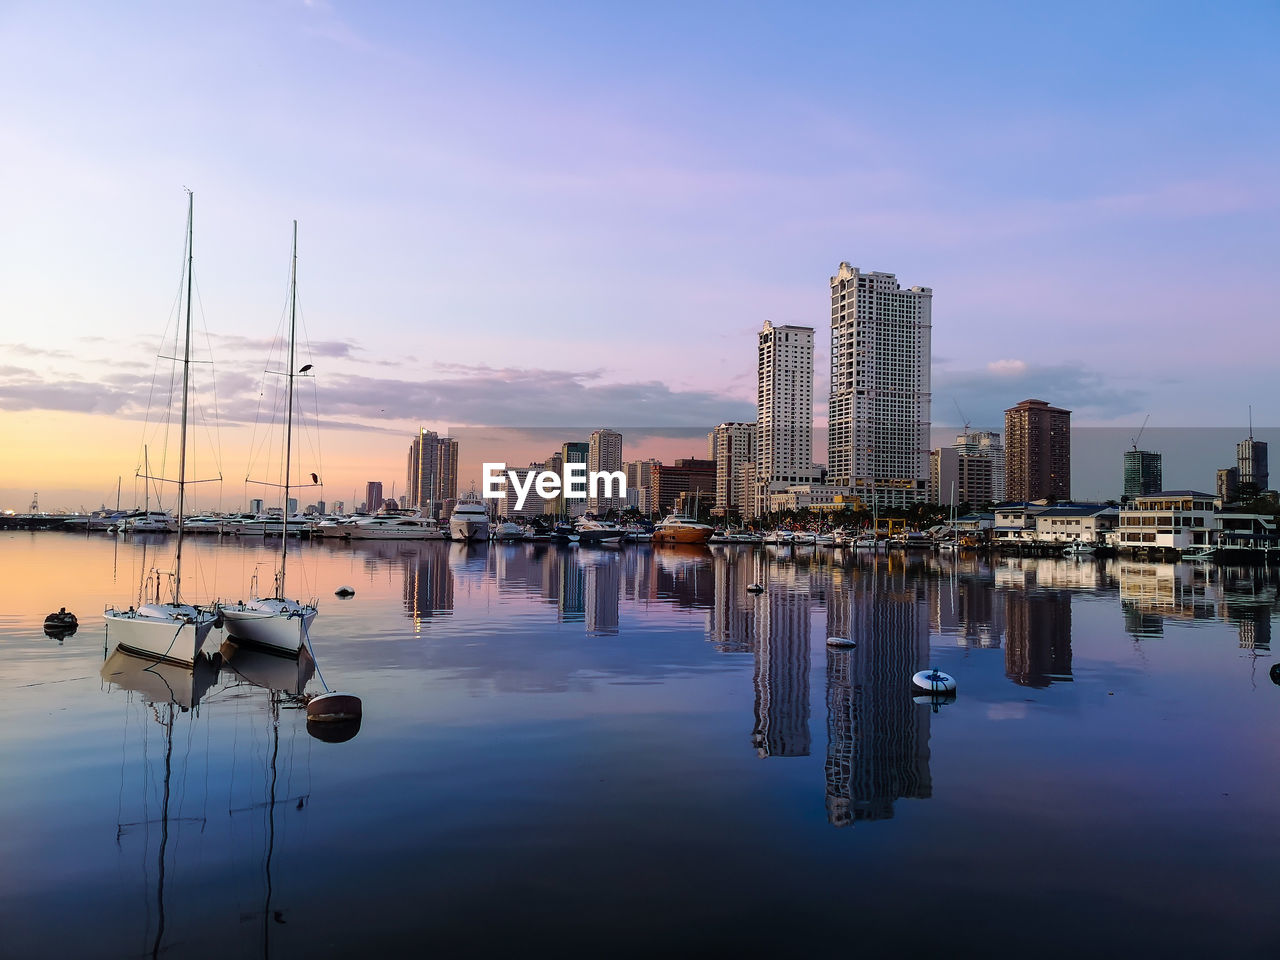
[953,399,971,442]
[1130,414,1150,451]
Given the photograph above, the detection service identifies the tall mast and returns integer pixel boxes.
[280,220,298,596]
[174,190,193,602]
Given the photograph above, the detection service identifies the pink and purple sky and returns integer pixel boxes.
[1,1,1276,510]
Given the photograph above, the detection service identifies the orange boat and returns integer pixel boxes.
[652,514,714,545]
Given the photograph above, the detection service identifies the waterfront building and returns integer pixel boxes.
[735,462,759,521]
[503,464,544,520]
[624,458,659,514]
[1217,467,1240,503]
[587,429,624,516]
[249,498,264,515]
[712,422,756,515]
[1117,490,1217,551]
[364,481,383,514]
[542,451,563,516]
[1237,434,1269,492]
[560,442,590,517]
[756,321,819,509]
[652,459,715,516]
[931,438,1000,506]
[1123,450,1163,499]
[827,264,932,509]
[1004,399,1071,502]
[407,429,459,518]
[1032,504,1119,543]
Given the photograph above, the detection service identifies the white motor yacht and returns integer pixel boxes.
[348,515,445,540]
[449,499,490,541]
[492,520,525,541]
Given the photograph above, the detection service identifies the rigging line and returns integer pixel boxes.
[191,274,227,480]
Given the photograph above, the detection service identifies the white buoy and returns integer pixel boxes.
[334,585,355,597]
[911,669,956,694]
[746,583,763,593]
[826,636,856,648]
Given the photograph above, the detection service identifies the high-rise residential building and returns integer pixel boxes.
[559,442,590,517]
[931,437,1000,506]
[332,499,344,515]
[624,458,660,514]
[587,429,624,516]
[364,481,383,513]
[1123,450,1163,499]
[735,462,759,520]
[1237,434,1269,492]
[541,451,564,516]
[756,321,817,506]
[712,422,756,514]
[955,430,1004,501]
[1217,466,1240,503]
[407,428,459,517]
[1004,399,1071,502]
[503,464,544,519]
[828,264,933,509]
[652,458,715,516]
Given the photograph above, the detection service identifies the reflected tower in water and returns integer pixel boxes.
[1004,588,1073,686]
[583,552,621,636]
[403,546,455,622]
[752,579,811,758]
[824,570,932,826]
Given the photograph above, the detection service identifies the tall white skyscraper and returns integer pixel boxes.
[756,321,817,501]
[711,421,756,512]
[828,264,932,508]
[587,428,624,514]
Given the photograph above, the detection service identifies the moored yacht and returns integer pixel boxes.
[348,515,445,540]
[449,498,489,541]
[652,514,713,545]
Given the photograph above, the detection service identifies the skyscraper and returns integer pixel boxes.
[586,428,623,516]
[1237,434,1269,492]
[955,430,1004,501]
[756,321,816,506]
[1004,399,1071,502]
[364,481,383,513]
[559,441,590,517]
[828,264,933,509]
[1123,450,1163,499]
[711,421,756,514]
[407,428,459,517]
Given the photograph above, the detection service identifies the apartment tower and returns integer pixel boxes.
[828,264,932,509]
[587,428,624,515]
[712,422,756,514]
[1004,399,1071,501]
[756,321,816,507]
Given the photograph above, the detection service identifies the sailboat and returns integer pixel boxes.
[104,192,218,665]
[220,221,319,655]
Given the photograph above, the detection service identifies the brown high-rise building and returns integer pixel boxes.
[1004,399,1071,502]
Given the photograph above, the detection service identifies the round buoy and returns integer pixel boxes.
[334,585,355,598]
[1271,663,1280,687]
[826,636,856,648]
[746,583,763,593]
[911,669,956,694]
[307,717,361,743]
[307,691,362,722]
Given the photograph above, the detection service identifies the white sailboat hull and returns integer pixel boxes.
[220,598,317,654]
[104,603,216,665]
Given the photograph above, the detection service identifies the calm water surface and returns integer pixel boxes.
[2,532,1278,958]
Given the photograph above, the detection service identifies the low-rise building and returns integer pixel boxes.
[1117,490,1217,552]
[1033,505,1118,543]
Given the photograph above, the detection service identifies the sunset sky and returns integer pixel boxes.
[2,1,1277,511]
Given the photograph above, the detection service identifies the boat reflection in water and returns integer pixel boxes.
[101,638,324,957]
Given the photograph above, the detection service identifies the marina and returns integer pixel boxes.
[2,531,1278,955]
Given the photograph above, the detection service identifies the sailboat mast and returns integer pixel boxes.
[280,220,298,597]
[174,191,194,601]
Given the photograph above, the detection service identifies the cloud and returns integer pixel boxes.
[986,359,1028,376]
[934,361,1145,427]
[0,360,754,429]
[208,334,360,360]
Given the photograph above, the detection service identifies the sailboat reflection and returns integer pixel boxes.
[101,649,221,959]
